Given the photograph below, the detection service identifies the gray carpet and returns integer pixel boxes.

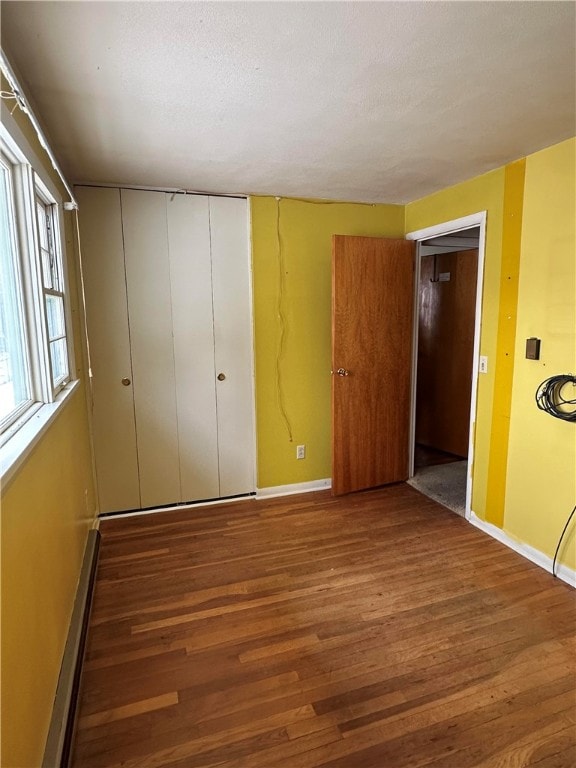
[407,461,468,516]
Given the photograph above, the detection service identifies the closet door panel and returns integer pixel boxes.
[121,189,180,508]
[75,186,140,513]
[209,196,255,497]
[167,194,220,501]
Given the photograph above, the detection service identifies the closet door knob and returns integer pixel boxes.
[121,377,131,386]
[217,373,226,381]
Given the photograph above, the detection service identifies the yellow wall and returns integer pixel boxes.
[484,161,526,528]
[252,153,575,576]
[405,168,506,518]
[0,97,96,766]
[2,88,573,766]
[251,197,404,487]
[505,138,576,570]
[405,139,575,571]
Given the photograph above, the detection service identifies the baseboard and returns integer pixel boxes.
[42,529,101,768]
[256,478,332,499]
[99,492,256,520]
[469,511,576,588]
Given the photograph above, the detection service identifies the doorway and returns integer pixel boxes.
[406,214,487,518]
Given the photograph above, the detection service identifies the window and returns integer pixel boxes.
[35,189,70,391]
[0,123,74,450]
[0,155,33,429]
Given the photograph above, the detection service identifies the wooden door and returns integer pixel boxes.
[332,236,415,495]
[416,249,478,457]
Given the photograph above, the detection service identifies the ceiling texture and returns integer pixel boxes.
[2,1,575,203]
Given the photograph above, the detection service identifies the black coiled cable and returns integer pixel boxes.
[552,504,576,577]
[535,374,576,422]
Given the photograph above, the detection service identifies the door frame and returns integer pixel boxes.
[406,211,487,520]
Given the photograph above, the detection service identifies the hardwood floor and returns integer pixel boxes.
[72,485,576,767]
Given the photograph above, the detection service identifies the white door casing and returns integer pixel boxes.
[406,211,487,519]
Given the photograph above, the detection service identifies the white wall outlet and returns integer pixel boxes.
[296,444,306,460]
[479,355,488,374]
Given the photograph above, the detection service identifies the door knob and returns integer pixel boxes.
[217,373,226,381]
[121,377,131,386]
[335,368,350,377]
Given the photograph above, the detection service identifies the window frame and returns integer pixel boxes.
[34,177,73,396]
[0,151,35,433]
[0,109,78,483]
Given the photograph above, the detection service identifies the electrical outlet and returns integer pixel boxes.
[479,355,488,374]
[296,444,306,460]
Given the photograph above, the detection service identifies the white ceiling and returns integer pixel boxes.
[2,1,575,204]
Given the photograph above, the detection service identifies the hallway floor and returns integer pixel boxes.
[407,461,467,517]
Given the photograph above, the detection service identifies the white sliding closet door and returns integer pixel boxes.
[121,189,181,508]
[167,193,220,501]
[210,196,255,497]
[76,186,140,512]
[76,185,254,514]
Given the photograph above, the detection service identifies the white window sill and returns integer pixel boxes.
[0,379,81,491]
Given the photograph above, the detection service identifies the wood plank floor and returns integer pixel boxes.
[71,485,576,767]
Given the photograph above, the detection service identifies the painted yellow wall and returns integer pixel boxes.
[405,168,506,518]
[1,395,95,767]
[405,139,576,569]
[0,97,96,766]
[1,85,572,765]
[484,161,526,529]
[251,197,404,488]
[505,138,576,570]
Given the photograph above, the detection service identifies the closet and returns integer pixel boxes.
[76,186,255,514]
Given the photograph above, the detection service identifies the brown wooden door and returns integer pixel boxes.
[416,249,478,458]
[332,235,415,495]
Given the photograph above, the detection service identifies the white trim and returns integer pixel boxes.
[405,211,487,521]
[246,198,258,496]
[469,511,576,589]
[256,478,332,499]
[42,530,100,768]
[20,163,53,404]
[52,197,77,390]
[98,479,332,521]
[405,213,487,243]
[1,103,64,206]
[467,215,488,518]
[407,243,421,476]
[0,379,81,490]
[0,48,76,206]
[100,493,256,521]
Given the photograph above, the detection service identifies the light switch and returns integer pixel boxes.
[526,338,541,360]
